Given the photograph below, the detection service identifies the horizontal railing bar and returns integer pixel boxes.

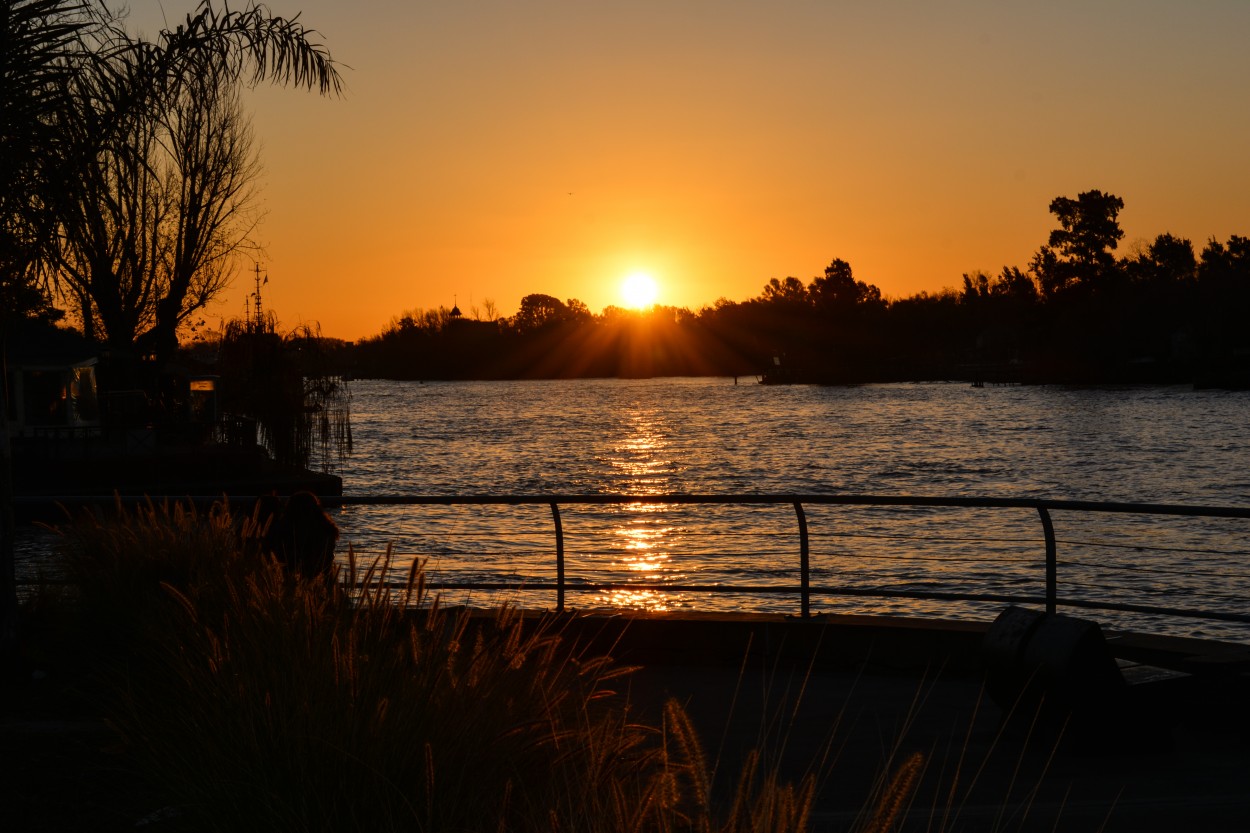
[387,581,1250,624]
[372,580,1050,607]
[386,581,1039,605]
[387,582,791,594]
[19,492,1250,519]
[328,493,1250,518]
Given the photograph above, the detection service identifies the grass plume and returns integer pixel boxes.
[51,498,821,832]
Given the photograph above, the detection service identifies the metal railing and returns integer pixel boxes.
[19,493,1250,627]
[324,494,1250,625]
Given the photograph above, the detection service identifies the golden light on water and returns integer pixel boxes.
[601,511,676,611]
[608,411,673,495]
[599,586,672,611]
[597,408,685,611]
[616,516,672,577]
[602,500,679,611]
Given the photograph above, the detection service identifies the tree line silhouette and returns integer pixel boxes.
[355,190,1250,386]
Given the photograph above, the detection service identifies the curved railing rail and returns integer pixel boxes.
[22,493,1250,626]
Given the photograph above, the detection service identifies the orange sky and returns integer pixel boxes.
[135,2,1250,342]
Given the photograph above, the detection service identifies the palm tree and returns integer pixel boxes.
[1,0,91,310]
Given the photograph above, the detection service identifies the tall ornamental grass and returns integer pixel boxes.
[55,499,834,832]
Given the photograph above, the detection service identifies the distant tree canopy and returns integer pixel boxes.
[1031,190,1125,297]
[810,258,883,313]
[961,267,1037,303]
[1126,233,1196,287]
[1199,234,1250,286]
[355,190,1250,386]
[512,294,576,333]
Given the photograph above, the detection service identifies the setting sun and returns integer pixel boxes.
[620,272,659,309]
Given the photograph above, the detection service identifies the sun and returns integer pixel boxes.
[620,272,659,309]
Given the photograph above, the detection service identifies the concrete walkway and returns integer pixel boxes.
[8,606,1246,831]
[573,610,1250,832]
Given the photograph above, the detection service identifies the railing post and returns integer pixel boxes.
[550,502,565,612]
[794,501,810,618]
[1037,504,1057,615]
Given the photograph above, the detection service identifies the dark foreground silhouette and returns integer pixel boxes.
[253,491,340,579]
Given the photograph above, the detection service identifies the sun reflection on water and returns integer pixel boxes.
[616,518,670,573]
[605,410,677,496]
[598,586,674,611]
[601,510,677,611]
[602,409,682,609]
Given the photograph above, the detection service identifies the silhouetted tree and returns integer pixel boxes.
[960,271,993,303]
[1106,233,1197,374]
[1198,235,1250,288]
[511,293,569,333]
[564,298,593,322]
[804,259,887,380]
[809,258,881,312]
[0,271,62,326]
[963,266,1037,303]
[1126,233,1196,288]
[951,266,1040,377]
[1031,190,1125,297]
[760,276,809,305]
[996,266,1039,301]
[1,0,93,318]
[56,60,261,362]
[1195,235,1250,374]
[691,299,764,376]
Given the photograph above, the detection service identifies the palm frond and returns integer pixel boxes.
[160,0,343,96]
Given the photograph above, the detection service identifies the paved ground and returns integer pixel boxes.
[606,613,1250,833]
[6,609,1247,831]
[624,662,1249,832]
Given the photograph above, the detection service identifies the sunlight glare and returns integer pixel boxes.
[620,272,659,309]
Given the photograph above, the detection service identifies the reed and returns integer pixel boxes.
[53,499,840,832]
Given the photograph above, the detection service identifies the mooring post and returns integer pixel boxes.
[794,501,810,618]
[550,502,565,612]
[1037,504,1057,615]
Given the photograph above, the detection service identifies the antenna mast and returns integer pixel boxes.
[252,263,267,332]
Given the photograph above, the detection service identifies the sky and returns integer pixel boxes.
[135,1,1250,341]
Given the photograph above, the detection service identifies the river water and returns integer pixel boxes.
[332,378,1250,642]
[16,377,1249,640]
